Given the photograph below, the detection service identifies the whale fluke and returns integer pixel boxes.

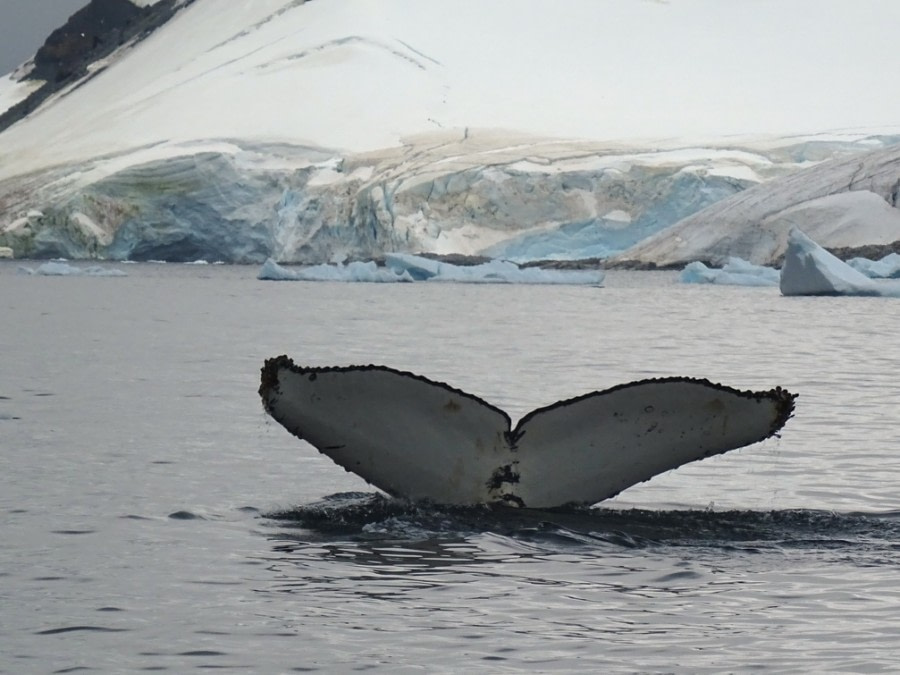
[259,355,796,508]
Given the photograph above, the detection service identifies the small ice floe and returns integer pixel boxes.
[384,252,605,285]
[680,257,779,286]
[780,228,900,297]
[847,252,900,279]
[17,261,127,277]
[258,258,413,282]
[259,355,796,509]
[258,253,605,285]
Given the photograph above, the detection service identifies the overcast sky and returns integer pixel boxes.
[0,0,89,74]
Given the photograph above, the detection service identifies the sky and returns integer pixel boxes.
[0,0,89,74]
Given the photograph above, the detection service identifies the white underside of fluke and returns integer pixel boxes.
[259,356,795,508]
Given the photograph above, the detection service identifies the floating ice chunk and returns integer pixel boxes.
[680,261,720,284]
[847,252,900,279]
[258,258,412,282]
[385,252,605,285]
[383,253,443,280]
[17,262,127,277]
[680,257,779,286]
[780,228,900,297]
[260,254,604,285]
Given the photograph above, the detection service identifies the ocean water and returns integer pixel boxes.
[3,260,900,673]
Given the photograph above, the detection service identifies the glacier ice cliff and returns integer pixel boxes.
[2,133,896,264]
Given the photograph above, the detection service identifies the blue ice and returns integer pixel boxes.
[258,258,411,282]
[384,253,605,285]
[847,253,900,279]
[780,228,900,297]
[17,262,127,277]
[679,258,779,287]
[259,254,605,285]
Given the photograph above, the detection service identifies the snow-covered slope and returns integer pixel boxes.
[2,0,900,262]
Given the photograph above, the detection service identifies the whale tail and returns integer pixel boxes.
[260,355,796,508]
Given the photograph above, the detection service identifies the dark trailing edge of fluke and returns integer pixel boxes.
[259,355,796,509]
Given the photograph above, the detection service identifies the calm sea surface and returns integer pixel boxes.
[3,260,900,673]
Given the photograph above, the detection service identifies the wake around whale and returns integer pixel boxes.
[259,356,796,509]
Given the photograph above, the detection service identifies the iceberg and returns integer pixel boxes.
[680,257,779,287]
[258,258,411,283]
[259,254,604,285]
[17,261,127,277]
[383,253,605,285]
[259,355,796,508]
[780,228,900,297]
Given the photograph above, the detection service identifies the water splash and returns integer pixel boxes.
[264,492,900,553]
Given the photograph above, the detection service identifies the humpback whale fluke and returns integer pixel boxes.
[259,355,796,508]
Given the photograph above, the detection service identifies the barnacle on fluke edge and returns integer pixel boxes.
[260,355,796,508]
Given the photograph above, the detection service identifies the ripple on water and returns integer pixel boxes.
[36,626,129,635]
[259,491,900,665]
[168,510,204,520]
[8,270,900,672]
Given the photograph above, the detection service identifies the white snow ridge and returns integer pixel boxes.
[2,0,900,264]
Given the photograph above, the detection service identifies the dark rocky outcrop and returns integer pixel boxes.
[0,0,189,133]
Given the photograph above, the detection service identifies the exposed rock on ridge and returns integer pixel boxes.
[0,0,188,134]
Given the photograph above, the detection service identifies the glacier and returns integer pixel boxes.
[3,135,897,265]
[2,0,900,264]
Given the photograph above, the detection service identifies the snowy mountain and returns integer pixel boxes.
[1,0,900,263]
